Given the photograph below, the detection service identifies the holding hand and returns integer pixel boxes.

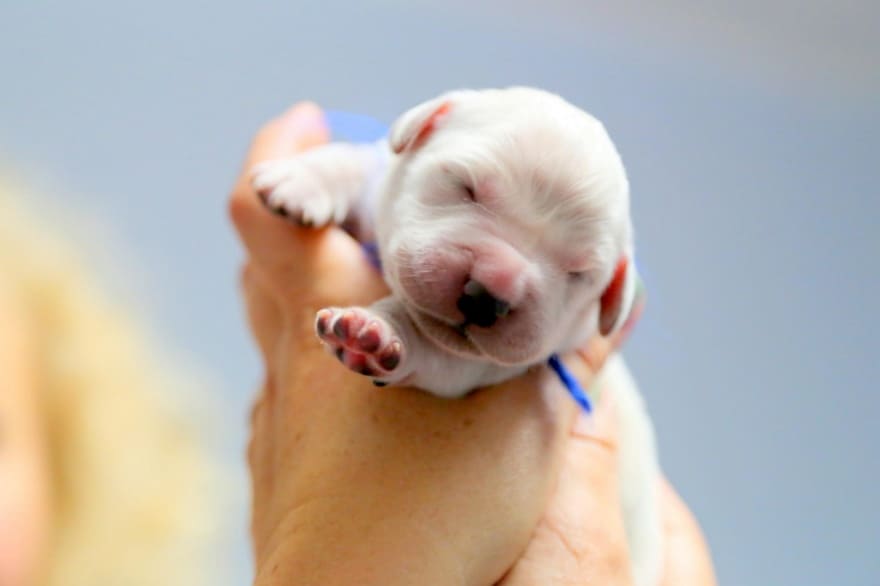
[229,103,715,586]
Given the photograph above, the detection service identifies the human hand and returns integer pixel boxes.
[498,335,717,586]
[229,103,714,586]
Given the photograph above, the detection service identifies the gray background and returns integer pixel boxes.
[2,1,878,584]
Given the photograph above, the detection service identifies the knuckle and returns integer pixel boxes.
[227,183,259,230]
[540,517,591,564]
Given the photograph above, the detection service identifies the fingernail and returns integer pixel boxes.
[572,409,595,436]
[279,103,327,135]
[572,387,615,437]
[617,277,645,342]
[634,276,646,309]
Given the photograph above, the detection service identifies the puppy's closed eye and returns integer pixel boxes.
[439,167,477,203]
[461,182,477,202]
[567,271,598,291]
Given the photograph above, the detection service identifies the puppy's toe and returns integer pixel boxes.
[297,192,336,227]
[252,160,339,227]
[315,307,406,383]
[251,160,294,196]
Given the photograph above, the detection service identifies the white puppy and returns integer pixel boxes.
[252,87,662,585]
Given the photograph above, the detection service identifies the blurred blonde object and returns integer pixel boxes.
[0,177,222,586]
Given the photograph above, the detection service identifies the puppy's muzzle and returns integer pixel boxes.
[456,279,510,328]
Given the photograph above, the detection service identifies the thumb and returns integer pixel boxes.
[282,225,390,309]
[498,387,633,586]
[228,102,331,268]
[551,388,624,534]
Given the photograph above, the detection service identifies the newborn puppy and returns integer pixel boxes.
[252,87,662,585]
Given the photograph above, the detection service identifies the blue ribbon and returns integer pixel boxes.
[324,109,390,143]
[548,354,593,413]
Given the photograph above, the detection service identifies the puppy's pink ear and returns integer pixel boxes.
[599,256,637,337]
[389,96,453,154]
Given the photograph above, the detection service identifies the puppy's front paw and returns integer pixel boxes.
[251,158,343,227]
[315,307,405,385]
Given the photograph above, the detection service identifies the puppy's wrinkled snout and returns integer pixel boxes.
[457,279,510,328]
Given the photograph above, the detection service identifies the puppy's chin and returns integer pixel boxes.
[466,321,547,366]
[410,310,546,366]
[409,310,481,358]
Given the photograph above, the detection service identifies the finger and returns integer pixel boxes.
[658,478,718,586]
[247,381,275,547]
[240,262,284,368]
[228,103,331,265]
[539,280,644,471]
[615,277,646,345]
[498,391,631,586]
[556,389,623,524]
[580,280,646,370]
[248,103,328,167]
[227,104,388,306]
[534,356,630,576]
[537,390,630,583]
[502,294,646,586]
[234,102,329,201]
[247,386,270,480]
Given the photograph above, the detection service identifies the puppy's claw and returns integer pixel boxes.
[250,158,342,228]
[377,342,402,371]
[356,323,383,353]
[316,310,332,336]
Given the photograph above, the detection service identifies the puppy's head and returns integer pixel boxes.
[378,87,637,365]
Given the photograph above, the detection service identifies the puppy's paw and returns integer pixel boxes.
[251,158,344,227]
[315,307,405,385]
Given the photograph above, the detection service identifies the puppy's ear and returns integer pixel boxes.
[389,94,456,154]
[599,256,638,337]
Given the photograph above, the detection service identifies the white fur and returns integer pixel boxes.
[252,87,662,585]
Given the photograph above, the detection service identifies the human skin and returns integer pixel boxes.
[0,277,51,586]
[230,103,716,586]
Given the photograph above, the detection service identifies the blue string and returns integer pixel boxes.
[361,241,382,271]
[548,355,593,413]
[324,109,592,412]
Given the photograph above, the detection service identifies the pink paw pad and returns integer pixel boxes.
[315,308,404,382]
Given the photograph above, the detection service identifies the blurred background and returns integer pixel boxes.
[1,1,877,584]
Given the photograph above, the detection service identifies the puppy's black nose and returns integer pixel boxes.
[457,279,510,328]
